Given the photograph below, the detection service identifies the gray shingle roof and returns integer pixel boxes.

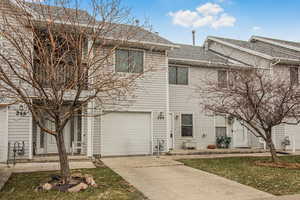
[211,36,300,60]
[169,43,230,63]
[25,2,93,24]
[24,2,174,47]
[254,36,300,49]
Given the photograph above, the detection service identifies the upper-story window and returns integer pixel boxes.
[115,49,144,73]
[218,70,228,88]
[290,67,299,85]
[169,66,188,85]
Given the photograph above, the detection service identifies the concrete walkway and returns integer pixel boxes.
[102,156,273,200]
[0,169,11,190]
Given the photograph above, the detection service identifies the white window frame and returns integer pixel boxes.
[168,65,189,85]
[180,113,194,138]
[114,48,145,73]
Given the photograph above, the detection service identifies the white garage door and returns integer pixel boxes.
[0,107,8,162]
[102,112,151,156]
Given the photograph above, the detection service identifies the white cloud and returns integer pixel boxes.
[212,13,236,28]
[168,10,199,27]
[168,2,236,29]
[197,3,223,16]
[252,26,261,31]
[194,15,214,27]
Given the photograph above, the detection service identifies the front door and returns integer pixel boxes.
[46,120,71,154]
[233,119,248,147]
[36,118,72,154]
[168,113,174,150]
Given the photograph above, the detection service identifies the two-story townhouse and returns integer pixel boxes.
[0,1,177,162]
[167,43,260,150]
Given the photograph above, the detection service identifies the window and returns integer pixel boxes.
[115,49,143,73]
[290,67,299,85]
[216,127,227,138]
[169,66,188,85]
[181,114,193,137]
[218,70,228,88]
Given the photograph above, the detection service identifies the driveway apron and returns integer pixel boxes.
[102,156,273,200]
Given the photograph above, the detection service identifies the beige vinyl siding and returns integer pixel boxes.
[7,104,31,159]
[92,49,169,155]
[169,66,216,149]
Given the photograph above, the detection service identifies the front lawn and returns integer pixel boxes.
[179,156,300,196]
[0,164,146,200]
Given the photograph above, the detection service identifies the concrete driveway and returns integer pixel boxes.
[102,156,273,200]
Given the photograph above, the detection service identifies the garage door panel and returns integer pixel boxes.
[102,112,151,156]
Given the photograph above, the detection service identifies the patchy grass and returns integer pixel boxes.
[179,156,300,196]
[0,166,146,200]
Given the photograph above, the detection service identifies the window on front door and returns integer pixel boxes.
[169,66,188,85]
[290,67,299,85]
[115,49,144,73]
[181,114,193,137]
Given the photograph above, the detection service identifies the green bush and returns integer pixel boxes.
[216,136,232,148]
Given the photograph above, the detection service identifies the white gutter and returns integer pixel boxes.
[169,57,249,69]
[250,36,300,52]
[103,37,180,50]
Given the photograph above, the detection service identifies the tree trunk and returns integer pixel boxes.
[56,129,70,184]
[266,137,278,163]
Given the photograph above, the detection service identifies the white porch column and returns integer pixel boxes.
[87,102,94,157]
[28,113,33,159]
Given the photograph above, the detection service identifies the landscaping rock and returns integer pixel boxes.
[68,182,88,192]
[42,183,53,191]
[71,172,83,178]
[69,178,81,185]
[84,174,97,187]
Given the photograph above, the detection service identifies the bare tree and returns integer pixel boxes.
[198,68,300,162]
[0,0,151,183]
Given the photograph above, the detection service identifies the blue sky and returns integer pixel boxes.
[119,0,300,45]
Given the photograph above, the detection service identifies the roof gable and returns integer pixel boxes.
[207,36,300,63]
[251,36,300,52]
